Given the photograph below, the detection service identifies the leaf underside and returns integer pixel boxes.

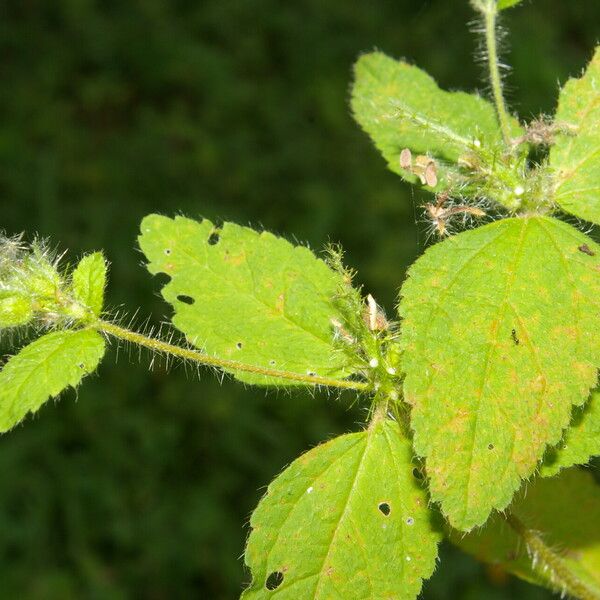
[0,329,105,432]
[541,388,600,477]
[139,214,355,385]
[399,216,600,530]
[452,467,600,595]
[242,419,441,600]
[350,52,518,185]
[550,46,600,225]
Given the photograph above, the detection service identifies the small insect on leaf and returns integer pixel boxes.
[424,162,438,188]
[400,148,413,170]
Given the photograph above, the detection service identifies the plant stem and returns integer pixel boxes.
[94,320,369,392]
[506,514,600,600]
[479,0,512,145]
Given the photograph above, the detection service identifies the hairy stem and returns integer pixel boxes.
[506,514,600,600]
[94,320,369,392]
[477,0,513,145]
[392,102,474,149]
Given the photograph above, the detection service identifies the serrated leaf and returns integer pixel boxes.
[0,329,105,432]
[541,388,600,477]
[399,216,600,530]
[242,419,441,600]
[550,46,600,225]
[139,214,356,385]
[351,52,517,185]
[497,0,523,10]
[72,252,107,317]
[451,467,600,596]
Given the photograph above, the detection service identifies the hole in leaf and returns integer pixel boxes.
[406,517,414,525]
[78,363,85,369]
[269,360,276,366]
[488,443,494,450]
[164,248,172,255]
[177,295,195,305]
[306,370,317,377]
[154,272,172,286]
[208,230,221,245]
[236,342,243,349]
[265,571,284,590]
[378,502,391,516]
[412,467,423,480]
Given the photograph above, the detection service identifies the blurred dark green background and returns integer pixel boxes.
[0,1,597,598]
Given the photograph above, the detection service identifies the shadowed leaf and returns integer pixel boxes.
[452,467,600,596]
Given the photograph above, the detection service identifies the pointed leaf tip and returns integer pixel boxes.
[0,329,105,432]
[399,216,600,530]
[242,419,440,599]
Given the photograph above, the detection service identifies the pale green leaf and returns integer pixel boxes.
[72,252,107,317]
[139,214,356,385]
[541,388,600,477]
[497,0,523,10]
[0,329,105,432]
[550,46,600,225]
[452,467,600,596]
[351,52,517,185]
[0,292,33,328]
[399,216,600,530]
[242,419,441,600]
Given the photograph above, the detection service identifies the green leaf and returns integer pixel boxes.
[452,467,600,596]
[541,388,600,477]
[242,419,441,600]
[351,52,514,184]
[550,46,600,225]
[71,252,107,317]
[0,329,105,432]
[399,216,600,530]
[497,0,523,10]
[0,292,33,328]
[139,214,356,385]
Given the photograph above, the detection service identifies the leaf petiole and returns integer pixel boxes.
[94,320,370,392]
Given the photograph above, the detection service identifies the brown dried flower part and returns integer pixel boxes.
[413,155,438,187]
[426,193,486,237]
[363,294,389,332]
[511,117,578,148]
[398,148,438,187]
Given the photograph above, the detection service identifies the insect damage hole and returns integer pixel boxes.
[412,467,424,480]
[236,342,243,349]
[378,502,391,516]
[511,328,520,345]
[177,295,195,305]
[265,571,284,591]
[207,230,221,245]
